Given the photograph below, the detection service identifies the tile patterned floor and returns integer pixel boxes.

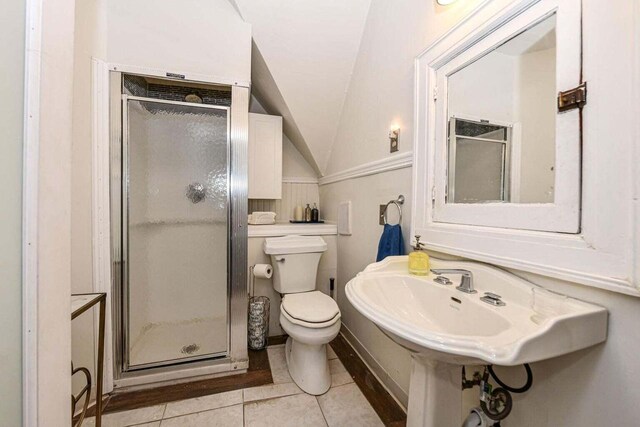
[83,344,385,426]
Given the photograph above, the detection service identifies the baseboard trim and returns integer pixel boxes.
[340,324,408,409]
[318,151,413,186]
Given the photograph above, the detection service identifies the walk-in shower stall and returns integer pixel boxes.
[109,73,248,386]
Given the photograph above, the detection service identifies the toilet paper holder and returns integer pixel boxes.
[249,264,273,298]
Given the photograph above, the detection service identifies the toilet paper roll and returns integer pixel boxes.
[253,264,273,279]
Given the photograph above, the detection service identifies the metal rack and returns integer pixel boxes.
[71,293,106,427]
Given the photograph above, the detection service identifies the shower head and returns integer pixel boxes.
[185,93,203,103]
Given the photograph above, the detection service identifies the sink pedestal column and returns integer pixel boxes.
[407,355,462,427]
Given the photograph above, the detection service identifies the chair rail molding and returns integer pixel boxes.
[319,151,413,186]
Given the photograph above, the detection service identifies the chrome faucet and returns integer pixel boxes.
[430,269,476,294]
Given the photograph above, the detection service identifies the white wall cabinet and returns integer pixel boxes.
[248,113,283,199]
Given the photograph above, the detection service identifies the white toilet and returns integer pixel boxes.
[263,235,341,395]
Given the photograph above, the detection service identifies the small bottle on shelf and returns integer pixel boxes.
[304,204,312,222]
[311,203,319,222]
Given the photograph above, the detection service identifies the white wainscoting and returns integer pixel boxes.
[249,180,320,222]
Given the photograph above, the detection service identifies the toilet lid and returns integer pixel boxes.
[281,291,340,323]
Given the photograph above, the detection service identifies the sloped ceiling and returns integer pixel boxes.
[233,0,371,176]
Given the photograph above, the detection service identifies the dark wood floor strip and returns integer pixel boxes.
[87,349,272,416]
[268,334,289,346]
[330,334,407,427]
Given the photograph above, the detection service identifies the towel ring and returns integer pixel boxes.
[383,195,405,225]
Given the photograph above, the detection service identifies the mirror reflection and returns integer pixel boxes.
[447,14,556,204]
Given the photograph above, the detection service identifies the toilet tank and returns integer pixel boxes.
[263,235,327,294]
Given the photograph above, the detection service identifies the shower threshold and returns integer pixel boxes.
[128,317,228,370]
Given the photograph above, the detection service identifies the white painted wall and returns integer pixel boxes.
[449,51,519,123]
[236,0,371,174]
[70,0,107,402]
[517,47,556,203]
[320,168,414,404]
[320,0,640,424]
[107,0,251,84]
[0,0,25,424]
[34,0,77,422]
[282,135,318,180]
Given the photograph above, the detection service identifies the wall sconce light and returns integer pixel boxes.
[437,0,458,5]
[389,126,400,153]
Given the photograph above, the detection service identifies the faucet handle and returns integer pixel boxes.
[484,292,502,299]
[430,269,476,294]
[481,292,505,306]
[430,268,472,278]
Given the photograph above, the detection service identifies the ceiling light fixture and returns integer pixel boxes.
[437,0,458,5]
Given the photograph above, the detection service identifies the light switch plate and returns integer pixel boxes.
[338,201,352,235]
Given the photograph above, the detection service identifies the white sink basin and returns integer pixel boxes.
[345,256,607,426]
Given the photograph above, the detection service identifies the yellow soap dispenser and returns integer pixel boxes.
[409,235,430,276]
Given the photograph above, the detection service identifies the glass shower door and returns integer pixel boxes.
[123,96,229,370]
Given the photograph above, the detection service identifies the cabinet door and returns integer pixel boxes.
[248,113,283,199]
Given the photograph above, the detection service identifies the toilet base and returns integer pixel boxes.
[285,336,331,395]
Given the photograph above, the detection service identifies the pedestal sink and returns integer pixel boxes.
[345,256,607,427]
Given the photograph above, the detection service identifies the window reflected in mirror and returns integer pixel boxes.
[447,14,556,204]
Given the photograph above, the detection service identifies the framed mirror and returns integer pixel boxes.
[412,0,639,295]
[429,2,580,233]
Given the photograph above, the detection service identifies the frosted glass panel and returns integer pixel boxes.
[126,99,229,369]
[453,138,505,203]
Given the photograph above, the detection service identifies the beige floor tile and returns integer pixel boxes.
[317,383,384,427]
[327,346,338,360]
[160,404,243,427]
[244,393,327,427]
[163,389,243,418]
[330,371,354,388]
[328,358,346,375]
[267,345,293,384]
[243,382,303,403]
[82,405,165,427]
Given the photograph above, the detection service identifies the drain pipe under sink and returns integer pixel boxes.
[462,408,497,427]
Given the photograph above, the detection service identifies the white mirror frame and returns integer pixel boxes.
[412,0,640,295]
[434,7,579,232]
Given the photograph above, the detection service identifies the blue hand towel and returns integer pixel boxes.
[376,224,405,262]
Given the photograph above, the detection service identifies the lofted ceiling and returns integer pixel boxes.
[231,0,372,176]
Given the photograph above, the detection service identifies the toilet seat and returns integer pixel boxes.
[281,291,340,328]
